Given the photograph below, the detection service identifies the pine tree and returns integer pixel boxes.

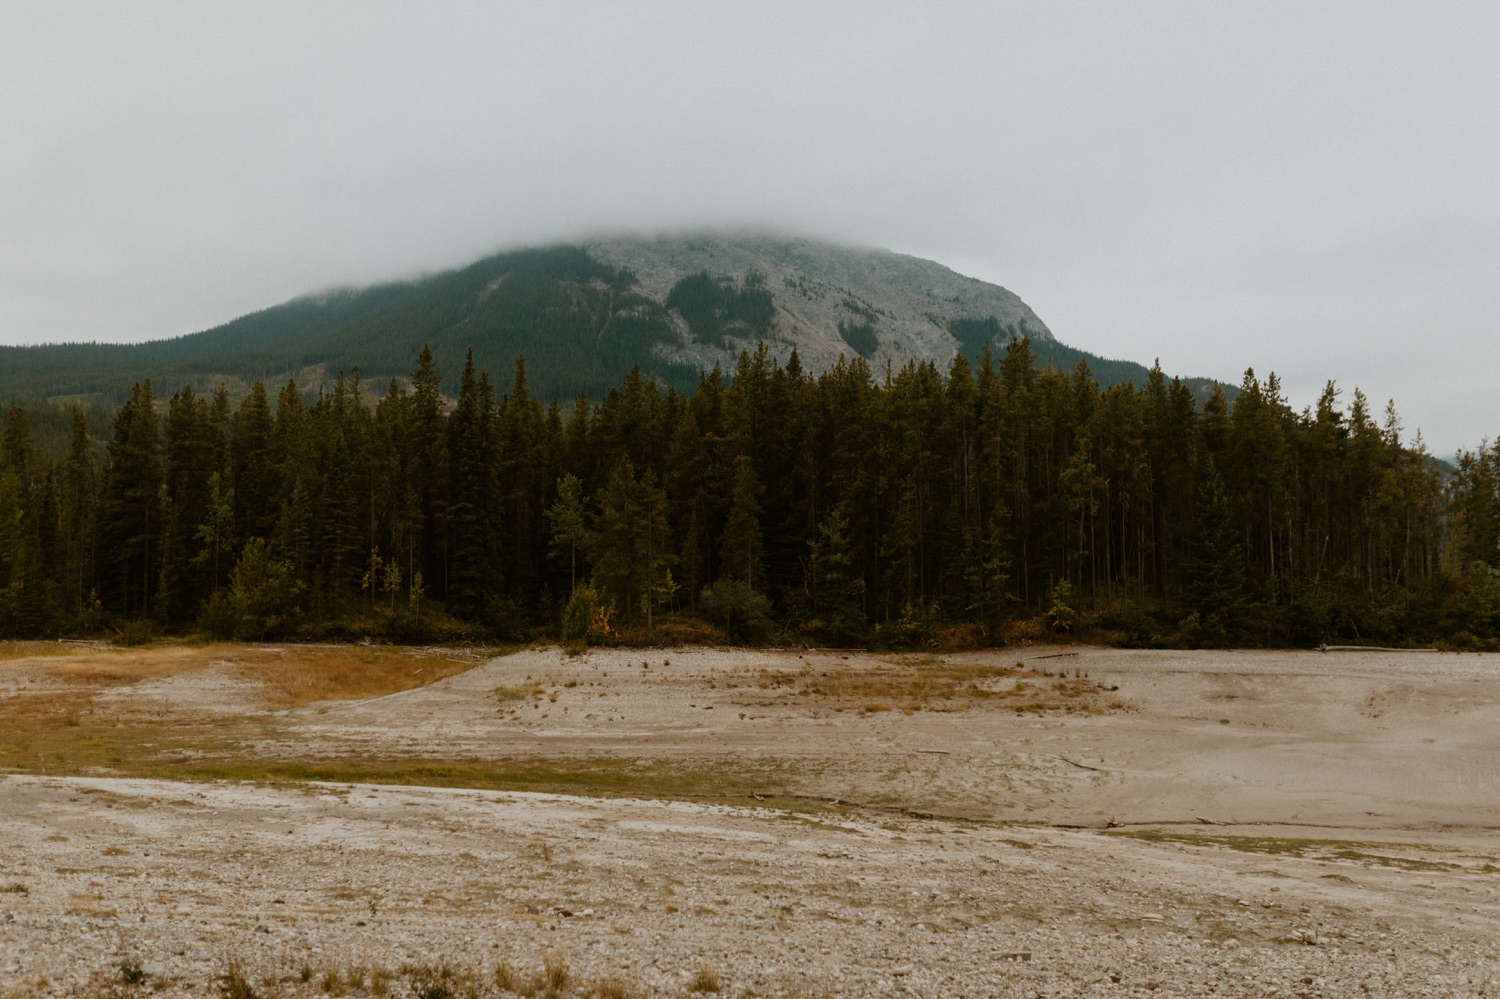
[1182,459,1247,641]
[408,344,446,593]
[193,472,235,594]
[100,382,163,617]
[447,349,494,620]
[591,461,676,629]
[160,386,215,624]
[59,408,95,620]
[810,506,864,643]
[963,504,1013,636]
[317,431,360,613]
[717,455,765,590]
[546,473,588,591]
[231,381,274,543]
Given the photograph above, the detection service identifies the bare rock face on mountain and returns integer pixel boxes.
[585,231,1052,374]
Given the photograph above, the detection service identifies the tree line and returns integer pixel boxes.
[1,339,1497,648]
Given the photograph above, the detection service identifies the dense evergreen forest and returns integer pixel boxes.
[1,338,1497,649]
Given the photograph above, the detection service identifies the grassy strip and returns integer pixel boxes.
[1105,829,1498,874]
[7,950,836,999]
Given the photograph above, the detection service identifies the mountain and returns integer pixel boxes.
[0,231,1228,406]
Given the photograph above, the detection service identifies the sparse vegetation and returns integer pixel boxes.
[687,965,720,993]
[215,958,258,999]
[118,959,146,986]
[754,659,1113,714]
[1106,829,1494,873]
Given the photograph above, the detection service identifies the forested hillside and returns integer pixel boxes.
[1,339,1495,648]
[0,236,1228,412]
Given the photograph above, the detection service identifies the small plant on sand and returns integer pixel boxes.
[588,976,640,999]
[215,958,258,999]
[402,963,470,999]
[688,964,721,993]
[1,882,27,895]
[543,955,570,995]
[119,959,147,986]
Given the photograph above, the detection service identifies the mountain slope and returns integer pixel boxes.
[0,232,1227,405]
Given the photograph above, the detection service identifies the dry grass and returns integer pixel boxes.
[249,646,491,707]
[687,965,720,993]
[0,641,491,706]
[0,640,505,778]
[1106,829,1495,873]
[0,641,93,663]
[756,659,1112,714]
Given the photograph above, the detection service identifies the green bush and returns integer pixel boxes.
[229,538,303,639]
[701,579,774,645]
[561,584,615,653]
[115,618,158,646]
[196,591,239,640]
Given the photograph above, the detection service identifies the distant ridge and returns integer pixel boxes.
[0,231,1229,406]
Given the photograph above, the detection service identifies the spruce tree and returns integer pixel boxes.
[810,506,864,643]
[1182,459,1247,641]
[100,382,163,618]
[231,382,274,542]
[717,455,765,590]
[546,473,588,591]
[408,344,446,594]
[591,461,676,629]
[447,349,494,620]
[60,408,95,620]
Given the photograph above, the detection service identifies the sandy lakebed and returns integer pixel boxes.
[1,643,1497,997]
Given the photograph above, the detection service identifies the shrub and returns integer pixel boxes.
[229,538,303,639]
[688,964,721,993]
[196,591,239,640]
[216,958,258,999]
[115,618,158,646]
[1045,580,1076,634]
[700,579,773,644]
[401,963,458,999]
[872,601,939,648]
[561,585,616,653]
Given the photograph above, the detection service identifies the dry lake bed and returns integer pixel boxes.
[1,642,1497,997]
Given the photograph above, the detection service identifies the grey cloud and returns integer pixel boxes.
[1,1,1497,454]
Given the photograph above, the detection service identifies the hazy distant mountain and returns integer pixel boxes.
[0,231,1226,405]
[583,232,1054,373]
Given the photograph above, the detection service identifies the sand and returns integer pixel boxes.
[1,644,1497,997]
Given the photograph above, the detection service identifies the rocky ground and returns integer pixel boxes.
[2,644,1497,997]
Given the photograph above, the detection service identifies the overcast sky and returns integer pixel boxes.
[3,2,1497,454]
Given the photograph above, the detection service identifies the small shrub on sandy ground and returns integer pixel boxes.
[22,950,755,999]
[215,958,257,999]
[401,962,482,999]
[687,964,720,993]
[543,955,569,995]
[585,976,643,999]
[117,960,146,986]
